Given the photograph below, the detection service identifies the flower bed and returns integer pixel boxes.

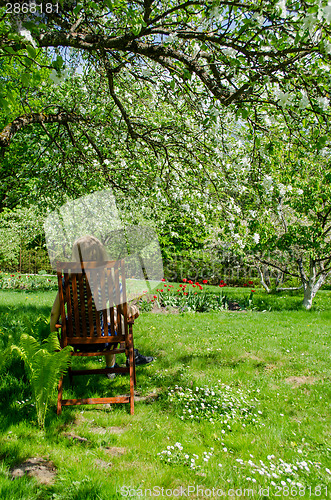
[138,278,256,312]
[0,272,57,291]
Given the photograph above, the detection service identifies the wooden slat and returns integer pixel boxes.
[90,269,102,337]
[61,396,130,406]
[70,367,129,376]
[57,266,67,346]
[71,347,126,357]
[99,269,108,336]
[77,272,87,337]
[68,335,125,344]
[106,267,116,335]
[114,262,122,336]
[71,274,81,337]
[121,259,129,336]
[85,271,94,337]
[64,271,73,335]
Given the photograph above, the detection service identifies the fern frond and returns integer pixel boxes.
[13,332,73,428]
[42,331,61,353]
[0,346,11,373]
[13,334,42,371]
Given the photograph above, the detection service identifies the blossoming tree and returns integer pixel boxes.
[220,121,331,310]
[1,0,331,305]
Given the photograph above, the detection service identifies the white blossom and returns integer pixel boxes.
[19,28,37,48]
[263,175,274,193]
[253,233,260,244]
[276,0,287,18]
[278,91,291,107]
[279,183,286,196]
[317,97,329,111]
[299,93,309,109]
[323,4,331,22]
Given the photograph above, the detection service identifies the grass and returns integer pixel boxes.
[0,288,330,499]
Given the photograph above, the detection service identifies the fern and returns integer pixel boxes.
[0,345,11,373]
[12,332,73,428]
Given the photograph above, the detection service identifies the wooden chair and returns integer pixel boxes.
[56,259,136,415]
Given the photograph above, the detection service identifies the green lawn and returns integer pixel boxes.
[0,289,330,499]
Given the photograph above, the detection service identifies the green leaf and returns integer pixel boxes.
[182,69,192,80]
[53,56,64,70]
[3,46,16,54]
[26,45,37,58]
[0,97,9,109]
[24,57,32,67]
[21,73,30,86]
[132,24,142,36]
[316,136,327,149]
[73,3,83,15]
[308,5,318,13]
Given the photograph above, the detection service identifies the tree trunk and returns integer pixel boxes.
[299,257,329,310]
[257,265,271,293]
[302,283,317,310]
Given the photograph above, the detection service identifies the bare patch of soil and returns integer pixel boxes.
[265,363,277,371]
[104,446,126,456]
[63,432,89,442]
[116,390,160,403]
[134,391,160,403]
[90,426,126,435]
[10,457,56,485]
[285,376,317,387]
[242,352,265,364]
[94,458,112,468]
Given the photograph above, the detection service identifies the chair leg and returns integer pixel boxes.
[132,339,136,387]
[128,324,135,414]
[128,345,135,415]
[57,377,63,415]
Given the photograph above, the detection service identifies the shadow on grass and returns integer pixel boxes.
[176,350,252,369]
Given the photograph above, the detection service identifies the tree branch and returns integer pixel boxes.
[255,255,299,278]
[0,112,84,150]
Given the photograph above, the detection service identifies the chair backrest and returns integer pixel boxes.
[56,260,128,348]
